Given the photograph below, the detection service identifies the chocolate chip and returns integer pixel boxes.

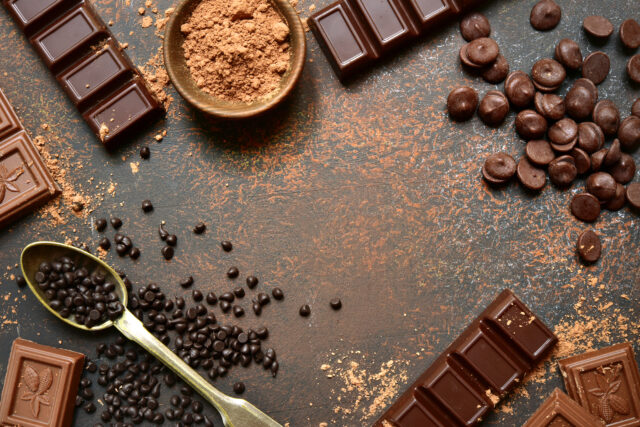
[139,146,150,159]
[515,110,547,140]
[554,38,582,70]
[246,275,259,288]
[525,140,555,166]
[577,122,604,153]
[571,193,601,222]
[548,118,578,146]
[466,37,499,66]
[605,183,627,211]
[582,51,610,85]
[477,90,509,127]
[158,222,169,240]
[459,43,483,69]
[460,13,490,41]
[447,86,478,121]
[592,100,620,136]
[193,222,206,234]
[166,234,177,246]
[603,139,622,168]
[161,246,174,260]
[620,19,640,49]
[233,287,245,298]
[221,240,233,252]
[570,148,591,175]
[482,152,516,183]
[481,54,509,84]
[299,304,311,317]
[627,54,640,84]
[531,58,565,91]
[233,305,245,317]
[227,267,239,278]
[633,99,640,118]
[610,153,636,184]
[583,15,613,39]
[626,182,640,210]
[15,275,26,288]
[586,172,617,201]
[95,218,107,232]
[271,287,284,300]
[618,116,640,151]
[330,298,342,310]
[517,157,546,191]
[192,290,203,302]
[110,217,122,229]
[180,276,194,288]
[257,292,270,305]
[548,156,577,187]
[141,200,153,212]
[233,382,245,394]
[99,237,111,250]
[530,0,561,30]
[504,71,535,108]
[591,149,607,172]
[565,85,597,121]
[534,92,565,121]
[577,229,601,263]
[129,247,140,259]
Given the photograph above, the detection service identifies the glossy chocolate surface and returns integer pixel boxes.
[523,388,602,426]
[0,338,84,427]
[3,0,75,36]
[374,289,557,427]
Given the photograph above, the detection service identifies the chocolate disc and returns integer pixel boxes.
[466,37,499,66]
[526,140,555,166]
[571,193,601,222]
[554,38,582,70]
[586,172,617,201]
[618,116,640,151]
[605,183,627,211]
[626,54,640,84]
[530,0,561,31]
[577,229,601,263]
[548,118,578,145]
[482,163,508,185]
[626,182,640,210]
[505,71,535,108]
[448,86,478,121]
[577,122,604,153]
[460,44,484,69]
[565,85,596,121]
[583,15,614,39]
[517,157,546,190]
[573,78,598,101]
[609,153,636,184]
[592,100,620,136]
[515,109,547,140]
[481,54,509,84]
[582,51,610,85]
[570,148,591,174]
[548,156,577,187]
[531,58,566,89]
[484,152,516,180]
[620,19,640,49]
[590,148,607,172]
[603,138,621,168]
[478,90,509,127]
[460,13,491,41]
[534,92,565,121]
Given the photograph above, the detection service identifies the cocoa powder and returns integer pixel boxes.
[181,0,291,103]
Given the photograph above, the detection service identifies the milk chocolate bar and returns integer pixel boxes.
[2,0,163,147]
[0,338,85,427]
[523,388,602,426]
[559,343,640,426]
[373,289,557,427]
[309,0,472,80]
[0,88,60,228]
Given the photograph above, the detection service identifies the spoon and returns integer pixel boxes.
[20,241,281,427]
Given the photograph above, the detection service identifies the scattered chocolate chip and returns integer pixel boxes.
[583,15,614,39]
[515,109,547,140]
[577,122,604,153]
[603,139,622,168]
[99,237,111,250]
[478,90,509,127]
[577,229,601,263]
[517,157,546,191]
[605,183,627,211]
[530,0,561,31]
[233,305,245,317]
[586,172,617,201]
[618,116,640,151]
[166,234,177,246]
[554,38,582,70]
[531,58,565,91]
[330,298,342,310]
[627,54,640,84]
[141,200,153,212]
[272,287,284,300]
[139,146,150,159]
[525,140,555,167]
[504,71,535,108]
[466,37,499,66]
[233,382,245,394]
[548,118,578,146]
[299,304,311,317]
[620,19,640,49]
[95,218,107,232]
[180,276,194,288]
[192,290,203,302]
[110,217,122,229]
[610,153,636,184]
[193,222,206,234]
[571,193,601,222]
[534,92,565,121]
[565,84,597,121]
[221,240,233,252]
[129,247,140,260]
[460,12,490,41]
[482,152,516,184]
[592,100,620,136]
[71,201,84,212]
[570,148,591,175]
[161,246,174,260]
[227,267,239,278]
[481,54,509,84]
[15,275,26,288]
[548,156,577,187]
[582,51,610,85]
[447,86,478,121]
[158,222,169,240]
[627,182,640,210]
[246,275,259,288]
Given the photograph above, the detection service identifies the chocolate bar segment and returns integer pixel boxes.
[0,338,85,427]
[0,88,60,228]
[349,0,419,53]
[309,1,379,79]
[374,289,557,427]
[30,2,108,72]
[2,0,75,36]
[57,38,133,111]
[523,388,602,427]
[83,76,162,147]
[403,0,460,31]
[558,343,640,426]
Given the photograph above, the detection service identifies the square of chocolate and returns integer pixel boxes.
[83,76,162,148]
[57,38,133,111]
[0,338,85,427]
[348,0,419,53]
[0,131,61,227]
[387,394,446,427]
[402,0,460,31]
[2,0,76,36]
[30,1,108,72]
[523,388,602,427]
[559,343,640,426]
[0,89,21,140]
[309,0,379,80]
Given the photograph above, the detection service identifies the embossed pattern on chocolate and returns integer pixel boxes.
[523,388,602,426]
[559,343,640,426]
[0,338,85,427]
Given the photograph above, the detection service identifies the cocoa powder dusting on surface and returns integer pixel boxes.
[181,0,291,103]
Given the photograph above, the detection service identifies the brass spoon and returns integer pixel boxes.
[20,241,281,427]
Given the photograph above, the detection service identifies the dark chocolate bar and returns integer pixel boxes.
[373,289,557,427]
[310,0,477,80]
[558,343,640,426]
[523,388,602,427]
[0,338,85,427]
[2,0,163,147]
[0,88,60,228]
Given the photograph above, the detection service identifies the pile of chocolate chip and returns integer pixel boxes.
[33,257,124,328]
[447,0,640,264]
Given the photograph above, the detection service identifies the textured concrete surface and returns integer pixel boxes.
[0,0,639,425]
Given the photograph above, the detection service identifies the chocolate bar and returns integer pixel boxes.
[373,289,557,427]
[523,388,602,426]
[0,88,60,228]
[309,0,468,80]
[559,343,640,426]
[0,338,85,427]
[2,0,163,147]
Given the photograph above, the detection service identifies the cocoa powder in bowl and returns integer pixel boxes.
[181,0,291,103]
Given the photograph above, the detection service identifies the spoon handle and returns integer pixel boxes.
[114,309,282,427]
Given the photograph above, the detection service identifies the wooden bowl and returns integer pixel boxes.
[163,0,306,119]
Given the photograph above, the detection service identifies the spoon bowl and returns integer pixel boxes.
[20,241,125,331]
[20,241,281,427]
